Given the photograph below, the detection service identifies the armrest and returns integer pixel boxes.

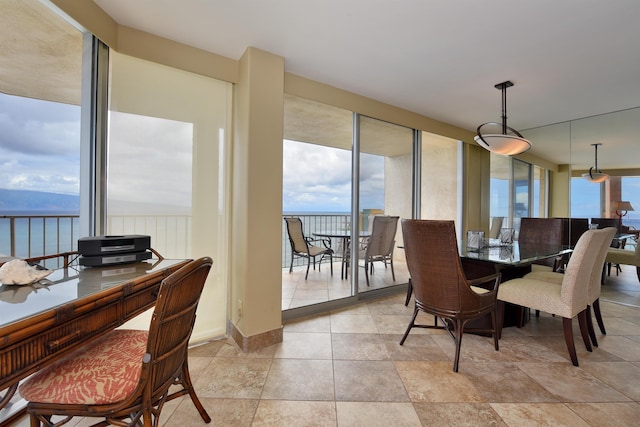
[467,272,501,292]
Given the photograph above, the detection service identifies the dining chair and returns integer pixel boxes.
[497,229,608,366]
[358,215,399,286]
[284,217,333,280]
[605,238,640,283]
[524,227,616,347]
[489,216,504,239]
[400,219,501,372]
[19,257,213,427]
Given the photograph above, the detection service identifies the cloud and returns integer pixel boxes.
[283,140,384,212]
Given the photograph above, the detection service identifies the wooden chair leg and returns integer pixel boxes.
[496,300,505,340]
[592,298,606,335]
[491,309,499,351]
[585,305,598,347]
[577,309,593,352]
[562,317,579,367]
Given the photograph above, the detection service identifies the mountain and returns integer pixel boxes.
[0,189,79,213]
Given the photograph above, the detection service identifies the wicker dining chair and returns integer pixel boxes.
[400,219,501,372]
[19,257,213,427]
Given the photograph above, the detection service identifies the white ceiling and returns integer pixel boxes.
[92,0,640,169]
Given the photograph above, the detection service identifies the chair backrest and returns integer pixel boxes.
[518,217,564,245]
[588,227,617,301]
[489,216,504,239]
[366,216,399,258]
[560,230,607,311]
[591,217,620,234]
[284,217,309,254]
[401,219,478,313]
[145,257,212,400]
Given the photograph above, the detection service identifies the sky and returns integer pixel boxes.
[282,139,384,213]
[0,93,80,195]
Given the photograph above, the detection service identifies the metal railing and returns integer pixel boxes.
[282,213,351,269]
[0,215,80,261]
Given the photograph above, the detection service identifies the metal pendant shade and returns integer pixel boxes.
[474,81,532,156]
[582,143,609,183]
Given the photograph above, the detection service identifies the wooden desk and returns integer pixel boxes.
[0,257,189,425]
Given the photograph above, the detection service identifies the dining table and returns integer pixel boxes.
[312,231,370,279]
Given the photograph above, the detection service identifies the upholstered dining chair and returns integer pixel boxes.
[524,227,616,347]
[400,219,501,372]
[19,257,213,427]
[606,238,640,283]
[497,229,607,366]
[284,217,333,280]
[358,215,399,286]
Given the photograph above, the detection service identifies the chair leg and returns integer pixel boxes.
[592,298,606,335]
[390,259,395,281]
[289,253,294,274]
[399,307,419,345]
[585,305,598,347]
[305,258,311,280]
[636,266,640,282]
[491,309,499,351]
[180,359,211,423]
[364,261,370,286]
[404,278,413,306]
[496,300,505,340]
[577,310,593,352]
[562,317,579,366]
[452,319,464,372]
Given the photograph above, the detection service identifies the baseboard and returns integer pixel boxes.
[227,320,283,352]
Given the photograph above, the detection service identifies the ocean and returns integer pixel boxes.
[0,212,79,258]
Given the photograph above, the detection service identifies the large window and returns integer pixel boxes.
[108,52,232,339]
[0,0,82,261]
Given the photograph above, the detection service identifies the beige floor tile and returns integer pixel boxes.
[565,402,640,427]
[335,402,421,427]
[252,400,337,427]
[274,331,333,359]
[490,403,590,427]
[413,402,507,426]
[331,333,390,360]
[394,361,484,402]
[195,357,271,399]
[516,362,631,402]
[329,313,379,333]
[163,398,258,427]
[580,361,640,400]
[334,360,409,402]
[379,333,450,362]
[458,362,558,403]
[284,314,332,332]
[261,359,335,401]
[596,335,640,361]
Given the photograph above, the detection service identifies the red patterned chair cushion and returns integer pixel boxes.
[19,329,148,405]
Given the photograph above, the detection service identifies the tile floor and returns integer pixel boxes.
[14,265,640,426]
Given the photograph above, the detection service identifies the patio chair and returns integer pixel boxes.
[358,215,399,286]
[284,217,333,280]
[400,219,501,372]
[19,257,213,427]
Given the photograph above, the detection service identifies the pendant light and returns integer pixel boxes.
[474,81,532,156]
[582,143,609,183]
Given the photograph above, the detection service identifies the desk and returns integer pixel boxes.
[0,257,189,425]
[313,232,370,279]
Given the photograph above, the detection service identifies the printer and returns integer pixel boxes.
[78,235,152,266]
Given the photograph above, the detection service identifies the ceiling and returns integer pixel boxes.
[90,0,640,171]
